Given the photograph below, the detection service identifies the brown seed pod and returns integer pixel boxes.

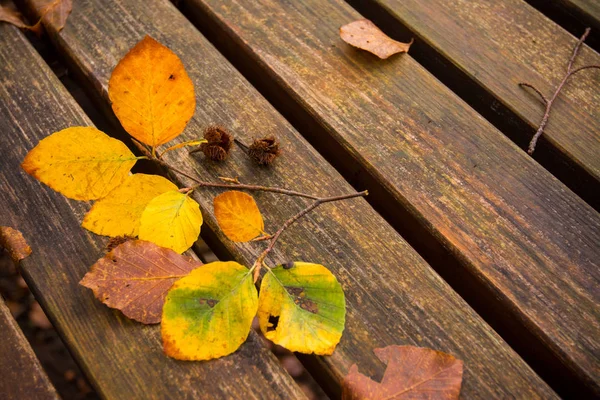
[248,136,280,165]
[193,125,233,161]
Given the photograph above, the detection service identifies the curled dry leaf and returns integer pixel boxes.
[108,35,196,148]
[0,226,32,263]
[0,3,42,34]
[138,190,203,253]
[82,173,177,237]
[342,345,464,400]
[258,262,345,355]
[29,0,72,32]
[21,127,138,200]
[161,261,257,360]
[214,191,265,242]
[340,19,413,59]
[80,240,201,324]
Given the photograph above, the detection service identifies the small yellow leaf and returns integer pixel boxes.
[21,127,137,200]
[108,36,196,148]
[138,191,202,253]
[82,174,178,237]
[214,191,264,242]
[161,261,257,360]
[258,262,346,355]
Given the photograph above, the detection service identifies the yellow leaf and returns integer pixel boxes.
[161,261,257,360]
[108,36,196,148]
[214,191,265,242]
[138,190,202,253]
[82,174,177,237]
[21,127,138,200]
[258,262,346,355]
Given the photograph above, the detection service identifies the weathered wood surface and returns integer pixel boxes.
[524,0,600,50]
[180,0,600,396]
[19,0,558,398]
[0,23,305,400]
[348,0,600,208]
[0,295,58,400]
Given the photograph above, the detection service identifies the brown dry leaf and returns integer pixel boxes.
[80,240,201,324]
[340,19,413,59]
[342,345,463,399]
[0,3,41,34]
[29,0,72,32]
[0,226,32,264]
[214,191,265,242]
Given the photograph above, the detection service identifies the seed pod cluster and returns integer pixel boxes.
[248,136,280,165]
[193,125,233,161]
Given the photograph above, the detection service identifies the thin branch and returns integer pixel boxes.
[518,27,599,155]
[252,190,368,282]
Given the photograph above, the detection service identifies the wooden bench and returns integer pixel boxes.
[0,295,58,400]
[177,0,600,396]
[2,0,598,398]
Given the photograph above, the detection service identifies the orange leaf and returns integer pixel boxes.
[340,19,413,59]
[80,240,201,324]
[108,36,196,148]
[342,345,463,399]
[214,191,265,242]
[0,226,32,264]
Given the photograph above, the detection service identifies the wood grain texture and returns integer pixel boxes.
[347,0,600,209]
[0,296,58,400]
[0,23,305,400]
[19,0,557,398]
[179,0,600,396]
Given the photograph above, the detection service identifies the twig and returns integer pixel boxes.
[251,190,368,282]
[518,28,599,155]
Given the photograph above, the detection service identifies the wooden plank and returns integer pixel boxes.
[347,0,600,209]
[524,0,600,50]
[181,0,600,396]
[0,296,59,400]
[0,23,305,400]
[18,0,557,398]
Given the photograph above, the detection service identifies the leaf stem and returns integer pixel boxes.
[252,190,368,282]
[519,27,599,155]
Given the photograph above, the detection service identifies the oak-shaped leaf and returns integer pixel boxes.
[258,262,345,355]
[138,190,203,253]
[80,240,200,324]
[108,35,196,148]
[342,345,464,400]
[82,173,177,237]
[161,261,257,360]
[21,127,138,200]
[0,226,32,264]
[214,191,265,242]
[340,19,413,59]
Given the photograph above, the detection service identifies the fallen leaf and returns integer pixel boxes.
[161,261,257,360]
[108,36,196,149]
[0,226,32,263]
[257,262,345,355]
[80,240,201,324]
[29,0,72,32]
[342,345,464,400]
[340,19,413,59]
[22,127,138,200]
[138,190,202,253]
[214,191,265,242]
[82,173,178,237]
[0,3,42,34]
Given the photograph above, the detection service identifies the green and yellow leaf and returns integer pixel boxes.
[21,127,138,200]
[214,191,265,242]
[258,262,345,355]
[161,261,257,360]
[138,190,202,253]
[82,174,177,237]
[108,35,196,148]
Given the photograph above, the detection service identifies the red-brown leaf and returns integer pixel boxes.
[28,0,72,32]
[0,226,32,264]
[80,240,201,324]
[340,19,413,59]
[342,345,463,399]
[0,3,42,34]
